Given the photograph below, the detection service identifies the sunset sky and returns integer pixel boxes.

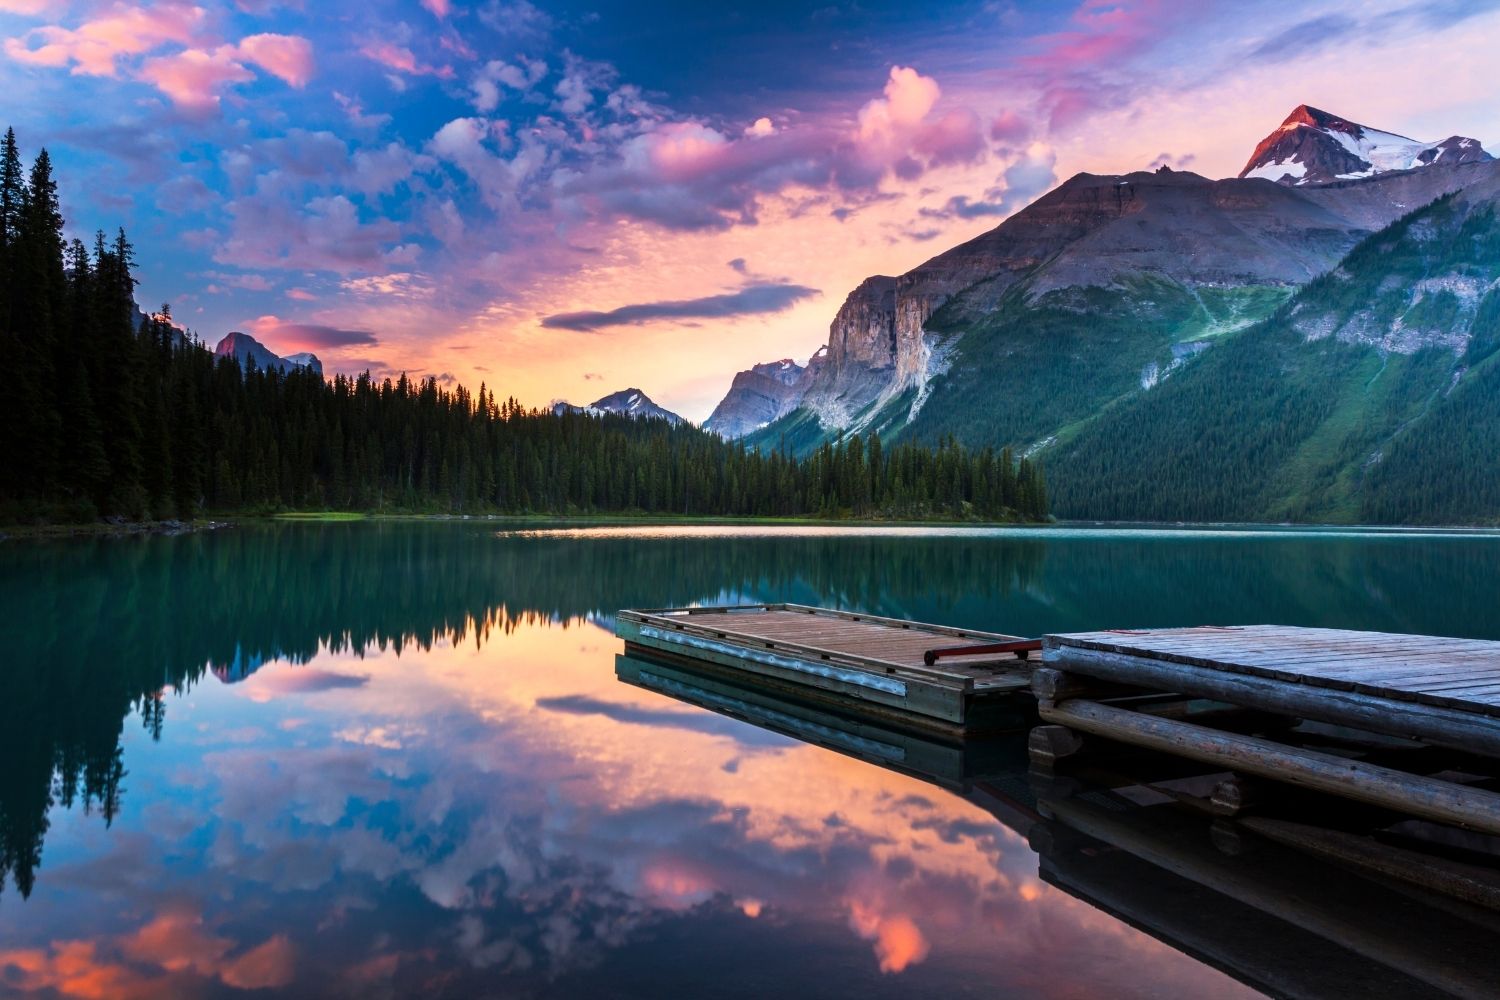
[3,0,1498,420]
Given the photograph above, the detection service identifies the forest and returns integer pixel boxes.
[0,128,1048,525]
[1045,193,1500,525]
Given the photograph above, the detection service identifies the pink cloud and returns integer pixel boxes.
[219,936,296,990]
[237,33,314,87]
[139,46,256,112]
[990,109,1030,144]
[3,2,205,76]
[421,0,451,16]
[218,192,415,274]
[635,121,730,180]
[846,899,932,974]
[856,66,941,146]
[4,8,314,109]
[359,40,453,79]
[121,910,232,976]
[916,107,986,167]
[541,64,997,231]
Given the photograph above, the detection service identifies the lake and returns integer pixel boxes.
[4,521,1500,997]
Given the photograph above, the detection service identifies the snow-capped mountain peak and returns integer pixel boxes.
[1239,104,1492,186]
[551,387,684,424]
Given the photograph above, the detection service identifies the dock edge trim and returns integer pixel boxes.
[638,625,910,697]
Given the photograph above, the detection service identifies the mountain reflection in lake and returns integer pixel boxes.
[4,521,1500,997]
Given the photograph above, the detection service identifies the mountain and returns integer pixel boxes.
[703,358,807,438]
[1048,170,1500,524]
[213,331,323,377]
[743,147,1490,455]
[552,387,683,424]
[1240,105,1492,186]
[723,104,1500,523]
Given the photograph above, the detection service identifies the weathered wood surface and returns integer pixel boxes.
[1046,625,1500,717]
[627,604,1035,678]
[1039,698,1500,836]
[1040,643,1500,757]
[617,604,1032,726]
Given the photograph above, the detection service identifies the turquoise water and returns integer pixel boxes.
[3,521,1499,997]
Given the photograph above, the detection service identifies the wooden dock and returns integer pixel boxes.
[1036,625,1500,837]
[615,604,1034,733]
[1033,784,1500,1000]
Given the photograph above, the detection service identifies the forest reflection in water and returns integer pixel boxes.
[2,521,1499,996]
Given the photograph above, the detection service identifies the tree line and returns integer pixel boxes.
[0,127,1048,524]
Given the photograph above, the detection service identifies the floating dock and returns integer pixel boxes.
[1036,624,1500,836]
[617,607,1500,836]
[615,607,1500,985]
[614,604,1034,734]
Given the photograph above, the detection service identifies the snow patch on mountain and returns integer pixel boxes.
[213,331,323,377]
[552,387,684,424]
[1240,105,1492,186]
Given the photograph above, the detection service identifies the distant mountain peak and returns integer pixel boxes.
[704,358,811,438]
[213,331,323,377]
[1241,104,1492,186]
[552,387,683,424]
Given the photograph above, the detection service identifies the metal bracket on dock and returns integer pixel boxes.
[924,639,1041,666]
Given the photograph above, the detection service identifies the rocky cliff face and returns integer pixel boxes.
[214,331,323,376]
[703,359,806,439]
[728,105,1500,457]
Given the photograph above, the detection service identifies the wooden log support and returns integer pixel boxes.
[1045,640,1500,758]
[1032,666,1110,705]
[1210,776,1262,817]
[1239,815,1500,913]
[1038,698,1500,837]
[1041,793,1500,999]
[1028,723,1085,768]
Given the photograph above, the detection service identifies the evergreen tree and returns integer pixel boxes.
[0,125,1050,526]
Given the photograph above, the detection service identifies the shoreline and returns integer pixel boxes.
[6,511,1500,540]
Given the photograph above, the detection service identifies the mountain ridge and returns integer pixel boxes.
[694,104,1500,524]
[710,105,1497,459]
[552,387,684,424]
[1240,104,1492,186]
[214,331,324,377]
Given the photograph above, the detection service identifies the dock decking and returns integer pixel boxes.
[615,604,1033,731]
[1038,624,1500,836]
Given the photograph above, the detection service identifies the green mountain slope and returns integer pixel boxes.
[1046,187,1500,525]
[898,276,1290,453]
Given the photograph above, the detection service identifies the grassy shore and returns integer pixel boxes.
[3,508,1051,539]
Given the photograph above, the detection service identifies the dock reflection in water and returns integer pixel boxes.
[621,649,1500,1000]
[5,521,1500,996]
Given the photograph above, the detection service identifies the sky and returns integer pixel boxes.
[3,0,1499,420]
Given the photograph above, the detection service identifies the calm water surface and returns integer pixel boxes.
[3,522,1500,998]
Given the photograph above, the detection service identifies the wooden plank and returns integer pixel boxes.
[629,614,978,683]
[1044,645,1500,753]
[627,610,1020,682]
[1043,632,1500,717]
[1039,697,1500,835]
[1051,626,1500,662]
[621,614,1020,692]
